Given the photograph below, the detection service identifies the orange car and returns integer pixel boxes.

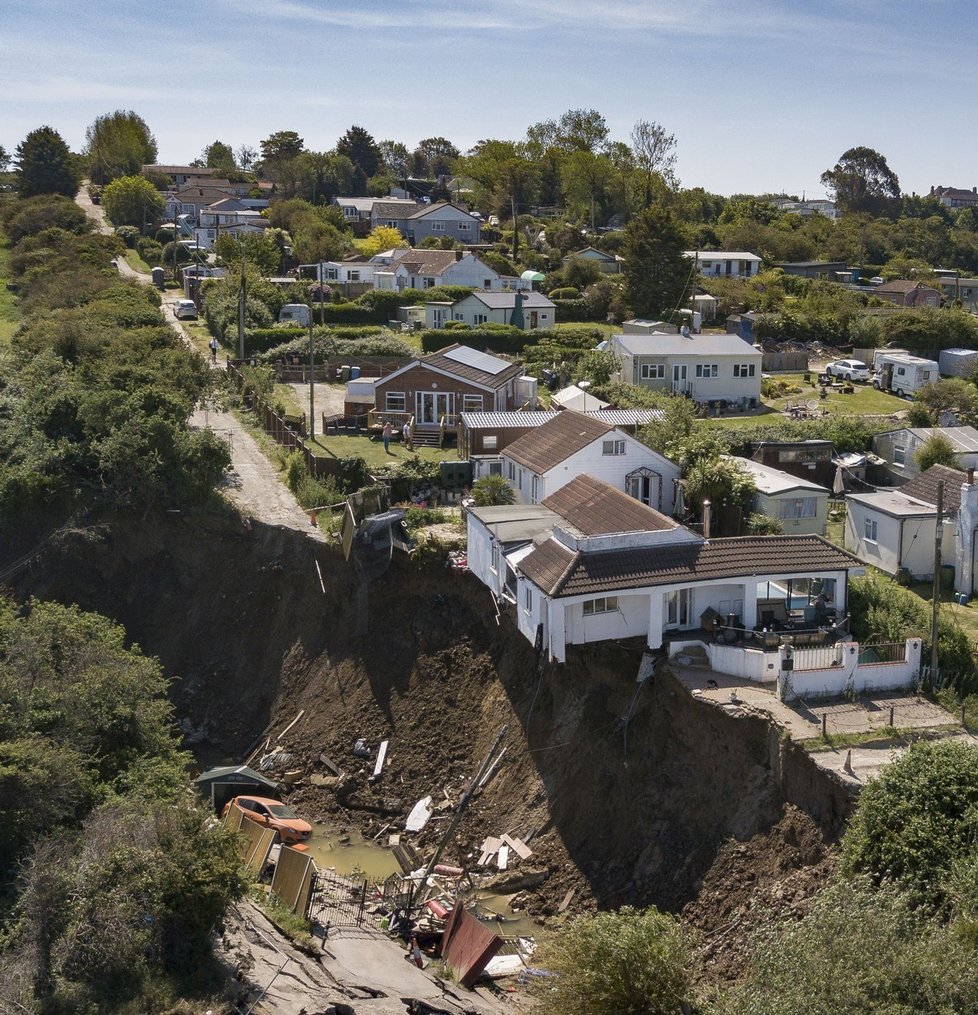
[222,795,313,844]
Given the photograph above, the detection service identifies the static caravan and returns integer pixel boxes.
[872,353,938,397]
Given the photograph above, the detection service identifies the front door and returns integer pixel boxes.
[416,391,454,425]
[672,364,688,392]
[664,588,691,630]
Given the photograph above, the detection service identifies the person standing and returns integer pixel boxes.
[209,337,219,363]
[382,422,394,454]
[402,421,411,450]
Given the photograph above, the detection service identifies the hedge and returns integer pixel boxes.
[316,302,380,325]
[551,297,601,321]
[419,327,529,355]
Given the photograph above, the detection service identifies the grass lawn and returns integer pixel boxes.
[909,580,978,645]
[306,432,456,468]
[763,373,908,417]
[181,319,215,358]
[123,249,152,273]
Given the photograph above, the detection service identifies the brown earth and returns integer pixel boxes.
[12,510,854,984]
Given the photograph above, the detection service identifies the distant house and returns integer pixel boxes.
[195,199,268,251]
[371,343,529,432]
[499,410,680,512]
[143,164,220,187]
[934,276,978,314]
[374,248,503,292]
[729,457,830,535]
[165,186,238,222]
[427,291,555,330]
[750,439,835,489]
[930,185,978,209]
[404,202,482,245]
[685,250,761,278]
[873,280,941,308]
[550,385,610,412]
[774,261,849,280]
[845,464,963,579]
[562,246,622,274]
[772,200,840,220]
[333,196,421,236]
[726,312,757,342]
[610,331,763,404]
[872,426,978,478]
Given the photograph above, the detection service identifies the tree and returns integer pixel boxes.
[622,206,689,317]
[235,143,257,172]
[534,906,693,1015]
[413,136,459,177]
[820,146,901,215]
[0,145,9,173]
[101,175,165,229]
[914,433,960,471]
[260,130,304,164]
[84,110,157,184]
[15,126,80,198]
[630,119,677,204]
[336,125,381,178]
[360,225,407,257]
[379,139,410,177]
[914,378,978,421]
[202,139,235,174]
[472,474,516,506]
[683,455,756,522]
[561,151,613,230]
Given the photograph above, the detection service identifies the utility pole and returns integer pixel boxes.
[237,246,246,362]
[928,480,945,689]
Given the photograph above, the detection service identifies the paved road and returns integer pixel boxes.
[75,187,325,541]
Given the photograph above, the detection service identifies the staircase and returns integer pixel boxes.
[409,429,442,448]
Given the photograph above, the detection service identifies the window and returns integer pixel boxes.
[524,586,533,612]
[734,363,756,377]
[454,313,465,320]
[385,392,406,412]
[896,366,906,376]
[602,439,626,456]
[641,363,665,380]
[780,497,817,519]
[865,517,878,541]
[540,313,549,320]
[348,270,360,282]
[458,222,471,231]
[664,588,691,628]
[531,476,540,503]
[582,596,619,616]
[923,370,932,381]
[695,363,718,378]
[424,277,435,288]
[483,279,492,288]
[462,394,484,412]
[517,469,523,490]
[893,444,906,467]
[325,267,339,280]
[474,314,488,325]
[490,541,499,573]
[483,435,498,450]
[431,221,445,232]
[507,461,515,480]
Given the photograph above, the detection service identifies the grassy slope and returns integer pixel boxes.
[0,234,20,347]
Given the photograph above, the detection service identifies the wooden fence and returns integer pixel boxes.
[272,356,410,382]
[762,351,809,372]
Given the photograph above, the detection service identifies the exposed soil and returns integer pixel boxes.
[12,511,854,984]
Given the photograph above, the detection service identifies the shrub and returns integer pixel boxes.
[442,320,470,330]
[419,326,526,355]
[114,225,140,247]
[547,286,580,300]
[746,512,785,535]
[472,474,515,506]
[136,237,163,264]
[551,297,595,321]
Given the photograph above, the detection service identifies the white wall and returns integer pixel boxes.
[779,640,921,700]
[846,504,906,576]
[564,593,650,647]
[465,514,500,597]
[756,490,828,536]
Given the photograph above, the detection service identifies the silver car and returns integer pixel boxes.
[825,359,870,382]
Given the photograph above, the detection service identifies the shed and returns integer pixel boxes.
[939,347,978,379]
[195,765,279,813]
[279,304,311,326]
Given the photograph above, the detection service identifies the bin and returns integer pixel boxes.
[350,365,361,380]
[339,365,351,382]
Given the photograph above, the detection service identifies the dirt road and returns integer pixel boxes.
[75,187,325,541]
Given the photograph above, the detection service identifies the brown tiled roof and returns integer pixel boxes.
[543,475,676,535]
[504,411,613,473]
[519,534,861,597]
[876,280,939,293]
[899,464,966,513]
[422,343,524,387]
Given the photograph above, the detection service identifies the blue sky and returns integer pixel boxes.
[2,0,974,197]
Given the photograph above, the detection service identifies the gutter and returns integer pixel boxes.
[897,517,905,569]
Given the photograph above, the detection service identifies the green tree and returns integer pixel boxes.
[15,125,80,198]
[202,139,235,174]
[683,455,755,521]
[820,146,901,215]
[0,144,9,173]
[630,118,678,203]
[379,139,410,176]
[534,906,693,1015]
[101,174,165,228]
[412,136,459,177]
[336,124,381,178]
[841,739,978,914]
[915,432,962,471]
[84,109,157,184]
[623,206,689,317]
[914,378,978,421]
[472,474,516,506]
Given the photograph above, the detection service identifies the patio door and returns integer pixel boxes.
[664,588,691,630]
[672,364,688,392]
[416,391,454,425]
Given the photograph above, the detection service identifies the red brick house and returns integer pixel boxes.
[874,280,941,308]
[371,344,528,431]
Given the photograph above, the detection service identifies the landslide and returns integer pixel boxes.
[13,511,852,982]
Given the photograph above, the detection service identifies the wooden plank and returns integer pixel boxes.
[318,753,342,777]
[558,888,576,913]
[372,739,389,779]
[501,833,532,861]
[496,844,509,871]
[277,709,305,741]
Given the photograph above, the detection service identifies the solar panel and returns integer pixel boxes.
[442,345,510,375]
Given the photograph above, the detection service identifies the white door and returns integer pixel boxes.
[628,473,658,507]
[672,364,688,392]
[664,588,691,630]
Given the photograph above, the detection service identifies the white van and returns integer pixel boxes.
[174,299,198,320]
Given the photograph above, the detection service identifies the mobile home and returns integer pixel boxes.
[872,352,938,397]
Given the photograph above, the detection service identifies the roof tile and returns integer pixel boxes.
[504,411,613,472]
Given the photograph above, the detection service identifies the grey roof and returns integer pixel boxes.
[898,464,966,513]
[728,457,829,495]
[194,765,278,789]
[468,504,561,543]
[407,200,478,221]
[685,250,762,261]
[465,291,556,310]
[421,343,524,388]
[876,426,978,453]
[372,200,421,219]
[461,409,664,430]
[612,332,761,357]
[391,248,476,276]
[847,490,939,519]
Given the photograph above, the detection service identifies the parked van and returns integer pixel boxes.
[174,299,198,320]
[872,352,938,397]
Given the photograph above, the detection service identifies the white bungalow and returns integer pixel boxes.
[729,457,830,535]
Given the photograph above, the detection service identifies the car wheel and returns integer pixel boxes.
[896,389,905,398]
[844,372,852,381]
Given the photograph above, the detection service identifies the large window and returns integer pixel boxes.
[582,596,619,616]
[664,588,691,628]
[893,444,906,466]
[474,314,488,325]
[695,363,718,378]
[734,363,756,377]
[780,497,818,519]
[462,394,484,412]
[483,435,498,450]
[431,221,445,232]
[385,392,406,412]
[641,363,665,380]
[602,439,626,456]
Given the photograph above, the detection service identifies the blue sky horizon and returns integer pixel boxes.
[2,0,973,198]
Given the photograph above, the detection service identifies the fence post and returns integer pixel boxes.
[821,713,827,739]
[888,706,894,727]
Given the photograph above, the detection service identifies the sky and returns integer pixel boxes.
[2,0,975,198]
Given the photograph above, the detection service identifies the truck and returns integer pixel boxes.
[871,352,939,397]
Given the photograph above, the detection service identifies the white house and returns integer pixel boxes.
[500,410,681,513]
[610,331,763,405]
[685,251,762,278]
[374,249,503,292]
[308,258,380,287]
[729,457,830,535]
[427,291,556,330]
[845,464,963,580]
[466,504,562,602]
[195,199,269,251]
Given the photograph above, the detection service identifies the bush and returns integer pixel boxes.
[472,475,515,506]
[317,301,378,325]
[746,512,784,534]
[551,297,596,321]
[136,236,163,264]
[419,326,527,355]
[547,286,580,300]
[443,320,471,330]
[114,225,140,247]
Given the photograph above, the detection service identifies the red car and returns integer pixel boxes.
[222,795,313,844]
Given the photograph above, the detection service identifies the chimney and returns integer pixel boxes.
[702,499,711,539]
[930,186,935,196]
[455,249,463,262]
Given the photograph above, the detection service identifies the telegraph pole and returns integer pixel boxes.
[928,480,945,688]
[308,303,315,441]
[237,247,246,362]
